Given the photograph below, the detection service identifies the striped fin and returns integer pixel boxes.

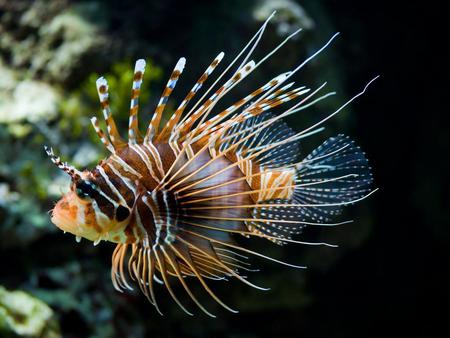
[218,112,301,169]
[158,52,225,141]
[202,82,330,154]
[174,25,304,141]
[263,81,296,101]
[249,199,307,245]
[90,117,115,153]
[196,31,338,132]
[190,72,291,142]
[190,80,308,147]
[96,77,125,147]
[111,185,259,316]
[170,11,275,141]
[294,134,373,221]
[128,59,146,145]
[176,60,255,138]
[145,57,186,142]
[154,14,292,189]
[246,86,311,117]
[44,146,82,180]
[246,162,372,242]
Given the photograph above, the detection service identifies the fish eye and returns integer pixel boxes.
[116,205,130,222]
[75,180,98,200]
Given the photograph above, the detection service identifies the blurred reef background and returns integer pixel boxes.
[0,0,447,337]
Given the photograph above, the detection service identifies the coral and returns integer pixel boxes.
[0,286,60,338]
[253,0,315,35]
[0,78,60,124]
[0,0,107,85]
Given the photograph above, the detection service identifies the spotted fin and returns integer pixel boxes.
[294,134,373,222]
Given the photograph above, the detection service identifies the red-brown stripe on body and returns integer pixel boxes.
[92,170,121,203]
[101,164,136,208]
[154,142,177,173]
[113,146,159,190]
[84,203,103,234]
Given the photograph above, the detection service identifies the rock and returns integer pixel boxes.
[0,286,61,338]
[254,0,315,35]
[0,0,108,124]
[0,183,19,207]
[0,78,60,124]
[0,0,107,86]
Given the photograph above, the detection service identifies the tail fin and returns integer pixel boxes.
[249,134,373,243]
[294,134,373,222]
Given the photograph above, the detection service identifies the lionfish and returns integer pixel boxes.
[46,14,377,317]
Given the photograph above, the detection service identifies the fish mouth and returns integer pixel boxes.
[51,207,78,235]
[51,195,100,243]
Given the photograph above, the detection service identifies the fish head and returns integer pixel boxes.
[51,169,132,244]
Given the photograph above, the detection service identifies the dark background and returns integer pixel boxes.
[0,0,448,337]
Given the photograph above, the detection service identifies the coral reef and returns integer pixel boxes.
[0,286,60,338]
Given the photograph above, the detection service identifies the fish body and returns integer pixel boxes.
[46,15,375,316]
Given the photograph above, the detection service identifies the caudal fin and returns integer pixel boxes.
[294,134,373,222]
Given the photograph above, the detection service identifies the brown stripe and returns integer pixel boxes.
[186,91,196,100]
[99,85,107,94]
[102,164,136,208]
[92,171,120,203]
[117,147,159,190]
[162,87,173,97]
[234,98,246,107]
[130,106,139,117]
[253,88,264,96]
[170,70,181,80]
[216,87,225,95]
[131,89,141,99]
[124,221,137,243]
[94,194,115,219]
[84,203,102,233]
[136,197,156,242]
[233,73,242,81]
[101,100,109,108]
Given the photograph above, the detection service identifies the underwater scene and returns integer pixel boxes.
[0,1,446,337]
